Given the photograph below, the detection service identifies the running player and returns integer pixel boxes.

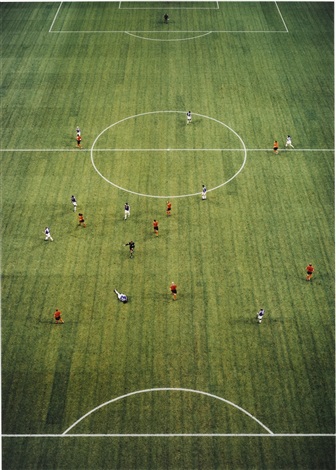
[170,282,177,301]
[54,309,64,324]
[78,213,86,228]
[153,219,159,236]
[257,308,265,324]
[125,240,135,258]
[273,140,279,154]
[44,227,53,241]
[71,195,77,212]
[285,135,294,148]
[306,264,315,281]
[124,202,130,220]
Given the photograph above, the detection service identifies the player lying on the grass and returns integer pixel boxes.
[114,289,128,303]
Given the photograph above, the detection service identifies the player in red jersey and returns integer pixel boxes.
[166,201,172,216]
[170,282,177,301]
[54,309,64,324]
[153,219,159,236]
[306,264,315,281]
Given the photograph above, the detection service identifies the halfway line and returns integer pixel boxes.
[0,148,334,153]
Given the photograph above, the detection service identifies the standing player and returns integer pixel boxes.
[170,282,177,301]
[78,213,86,228]
[153,219,159,236]
[54,309,64,324]
[76,134,82,148]
[71,195,77,212]
[285,135,294,148]
[273,140,279,154]
[114,289,128,303]
[256,308,265,324]
[76,126,81,136]
[44,227,53,241]
[163,13,169,24]
[166,200,172,216]
[202,184,207,200]
[124,202,130,220]
[306,263,315,281]
[187,111,192,124]
[125,240,135,258]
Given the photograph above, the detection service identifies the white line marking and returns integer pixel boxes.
[0,149,333,153]
[125,31,213,41]
[246,149,335,152]
[3,434,335,438]
[50,30,288,34]
[61,388,273,435]
[49,2,63,33]
[0,149,84,152]
[119,8,220,10]
[275,1,289,33]
[90,110,247,199]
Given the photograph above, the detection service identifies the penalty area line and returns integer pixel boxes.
[49,2,63,33]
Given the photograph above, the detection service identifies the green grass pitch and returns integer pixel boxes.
[1,2,334,469]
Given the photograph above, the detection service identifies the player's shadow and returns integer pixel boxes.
[159,20,173,26]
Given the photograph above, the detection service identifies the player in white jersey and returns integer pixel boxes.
[71,195,77,212]
[124,202,130,220]
[285,135,294,148]
[257,309,265,323]
[202,184,207,200]
[187,111,192,124]
[114,289,128,303]
[44,227,53,241]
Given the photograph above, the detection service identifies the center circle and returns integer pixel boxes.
[90,111,247,199]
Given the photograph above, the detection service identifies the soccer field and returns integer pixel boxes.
[1,2,335,469]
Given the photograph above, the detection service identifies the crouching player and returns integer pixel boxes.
[114,289,128,303]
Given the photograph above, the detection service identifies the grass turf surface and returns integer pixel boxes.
[1,2,335,469]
